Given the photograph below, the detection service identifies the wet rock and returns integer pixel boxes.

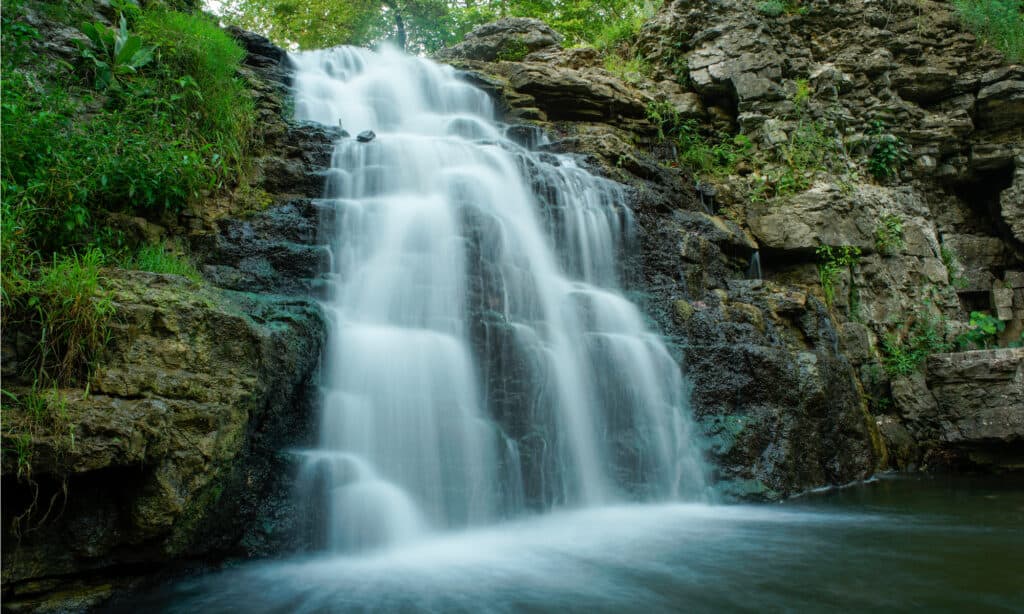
[356,130,376,143]
[1,271,325,609]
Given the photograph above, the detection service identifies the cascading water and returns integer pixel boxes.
[291,46,706,552]
[116,45,1024,614]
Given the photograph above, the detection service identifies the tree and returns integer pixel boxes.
[211,0,651,52]
[213,0,483,52]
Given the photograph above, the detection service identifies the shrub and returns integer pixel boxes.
[592,7,650,51]
[756,1,806,16]
[757,1,786,16]
[496,39,529,61]
[952,0,1024,63]
[956,311,1006,349]
[604,53,651,84]
[866,120,909,180]
[646,101,753,177]
[940,246,969,289]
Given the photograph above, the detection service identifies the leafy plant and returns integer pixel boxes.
[956,311,1006,349]
[881,309,953,376]
[817,245,861,306]
[75,14,156,90]
[952,0,1024,63]
[757,1,786,16]
[874,214,905,255]
[866,120,909,180]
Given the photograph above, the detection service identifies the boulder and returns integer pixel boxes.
[1,271,325,610]
[436,18,562,62]
[922,349,1024,469]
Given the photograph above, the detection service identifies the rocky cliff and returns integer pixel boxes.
[2,1,1022,610]
[1,19,331,612]
[437,0,1023,499]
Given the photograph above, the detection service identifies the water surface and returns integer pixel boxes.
[124,475,1024,613]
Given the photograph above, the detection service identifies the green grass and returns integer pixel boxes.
[952,0,1024,63]
[604,53,651,84]
[131,242,202,281]
[28,249,116,385]
[1,3,245,388]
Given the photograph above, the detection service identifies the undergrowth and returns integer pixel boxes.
[131,241,202,281]
[646,100,753,177]
[881,308,953,376]
[1,1,241,494]
[952,0,1024,63]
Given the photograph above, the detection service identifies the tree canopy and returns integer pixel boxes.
[210,0,653,53]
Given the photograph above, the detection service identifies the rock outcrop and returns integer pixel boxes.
[1,23,332,612]
[437,0,1024,498]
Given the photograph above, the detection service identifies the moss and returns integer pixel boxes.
[673,299,695,323]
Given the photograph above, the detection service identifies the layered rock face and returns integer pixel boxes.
[1,26,332,612]
[437,1,1023,497]
[635,0,1023,472]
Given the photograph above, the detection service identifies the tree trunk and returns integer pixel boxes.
[383,0,407,50]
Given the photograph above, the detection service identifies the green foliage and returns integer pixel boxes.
[212,0,656,52]
[757,1,786,16]
[131,242,202,281]
[817,245,861,306]
[956,311,1006,349]
[604,53,651,84]
[866,120,908,180]
[496,38,530,61]
[874,214,905,255]
[2,3,249,391]
[646,100,680,142]
[774,119,834,195]
[75,14,156,90]
[0,3,41,64]
[952,0,1024,62]
[940,246,969,289]
[646,101,752,177]
[1,7,252,250]
[753,80,841,199]
[25,250,115,386]
[881,309,953,376]
[590,2,656,50]
[756,0,805,16]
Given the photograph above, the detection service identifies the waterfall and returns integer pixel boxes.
[291,46,706,552]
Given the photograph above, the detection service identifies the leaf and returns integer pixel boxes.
[130,45,155,69]
[115,33,141,66]
[79,22,101,47]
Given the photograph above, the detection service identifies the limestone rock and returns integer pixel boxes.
[923,349,1024,469]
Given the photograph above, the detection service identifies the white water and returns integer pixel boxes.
[291,46,706,552]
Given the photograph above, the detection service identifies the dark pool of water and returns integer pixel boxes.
[115,474,1024,613]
